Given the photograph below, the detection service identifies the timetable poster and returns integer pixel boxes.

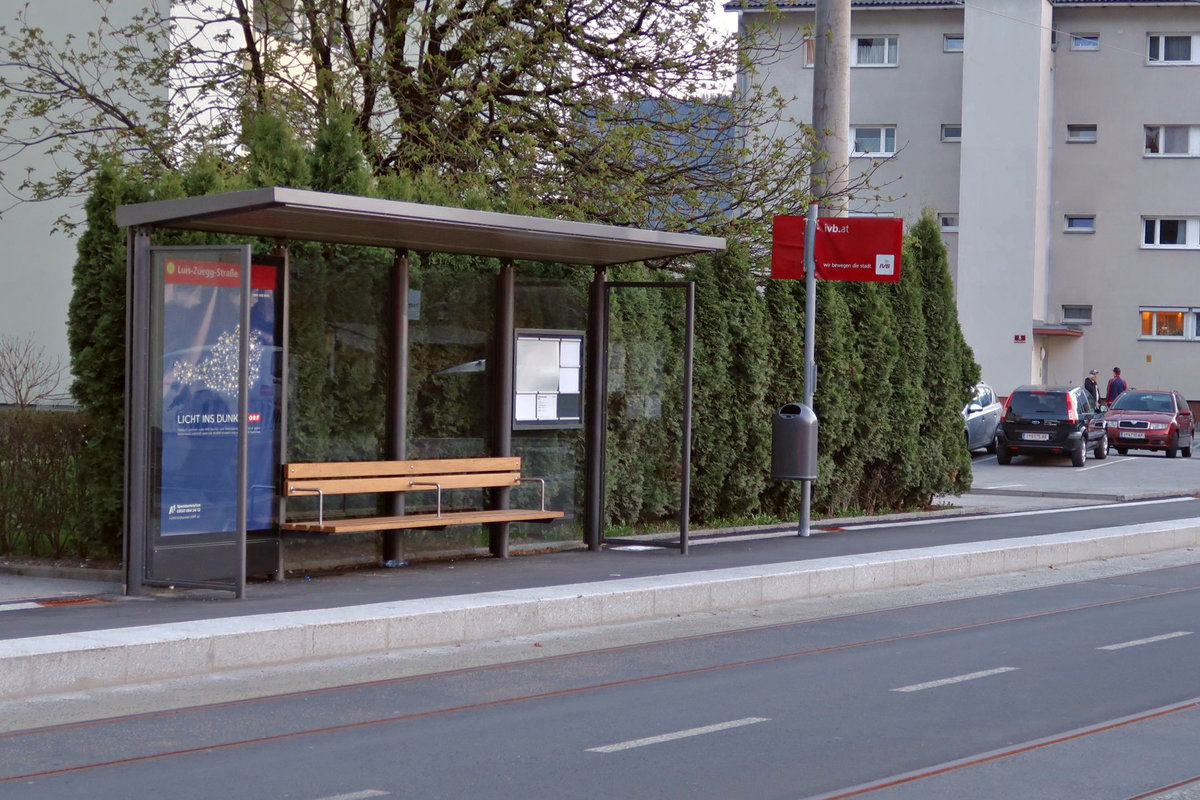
[156,256,281,537]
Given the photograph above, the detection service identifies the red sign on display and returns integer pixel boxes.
[771,215,903,282]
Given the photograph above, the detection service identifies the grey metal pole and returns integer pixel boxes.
[583,266,608,551]
[680,281,695,555]
[383,252,409,565]
[800,202,819,537]
[235,245,251,599]
[125,229,151,595]
[491,260,515,557]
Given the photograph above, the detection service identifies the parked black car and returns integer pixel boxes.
[996,385,1108,466]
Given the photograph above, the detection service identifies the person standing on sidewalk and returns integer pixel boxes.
[1084,369,1101,407]
[1105,367,1127,405]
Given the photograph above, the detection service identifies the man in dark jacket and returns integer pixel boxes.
[1084,369,1100,406]
[1105,367,1127,405]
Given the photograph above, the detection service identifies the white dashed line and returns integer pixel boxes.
[892,667,1019,693]
[1098,631,1193,651]
[312,791,389,800]
[587,717,770,753]
[0,602,42,612]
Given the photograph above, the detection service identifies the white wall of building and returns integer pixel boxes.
[956,0,1053,395]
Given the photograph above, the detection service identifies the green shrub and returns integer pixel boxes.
[0,409,92,558]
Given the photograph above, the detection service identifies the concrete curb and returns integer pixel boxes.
[3,518,1199,701]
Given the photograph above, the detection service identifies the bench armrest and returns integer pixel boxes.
[517,477,547,511]
[289,487,325,526]
[408,480,444,517]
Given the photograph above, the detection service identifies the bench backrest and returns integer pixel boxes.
[282,457,523,497]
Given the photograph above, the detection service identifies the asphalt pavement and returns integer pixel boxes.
[3,466,1200,701]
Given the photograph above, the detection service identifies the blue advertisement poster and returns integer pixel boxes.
[156,255,282,537]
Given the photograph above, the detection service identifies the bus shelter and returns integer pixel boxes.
[116,187,724,596]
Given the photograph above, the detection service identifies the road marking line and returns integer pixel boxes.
[312,791,389,800]
[587,717,770,753]
[0,602,42,612]
[983,483,1026,489]
[1078,459,1126,472]
[1098,631,1193,651]
[838,497,1195,531]
[891,667,1018,693]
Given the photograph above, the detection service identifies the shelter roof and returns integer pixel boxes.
[116,187,725,267]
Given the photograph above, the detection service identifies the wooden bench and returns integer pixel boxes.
[278,456,564,534]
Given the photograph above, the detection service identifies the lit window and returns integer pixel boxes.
[852,36,899,66]
[1062,305,1092,325]
[944,34,964,53]
[1145,125,1198,156]
[1143,217,1194,247]
[850,126,897,157]
[941,124,962,142]
[1071,33,1100,51]
[1141,310,1186,338]
[1148,34,1197,64]
[939,213,959,232]
[1065,215,1095,233]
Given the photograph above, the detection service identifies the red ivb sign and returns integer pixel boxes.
[771,215,902,282]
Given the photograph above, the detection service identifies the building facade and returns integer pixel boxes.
[740,0,1200,398]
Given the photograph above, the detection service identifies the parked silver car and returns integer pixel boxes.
[963,382,1002,453]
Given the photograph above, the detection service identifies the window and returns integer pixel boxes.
[1065,215,1095,233]
[941,124,962,142]
[850,126,896,156]
[1067,124,1097,143]
[802,38,815,68]
[852,36,899,66]
[1062,305,1092,325]
[1143,217,1196,247]
[939,212,959,232]
[1071,33,1100,51]
[943,34,964,53]
[253,0,298,37]
[1145,125,1199,156]
[1148,34,1197,64]
[1141,309,1187,338]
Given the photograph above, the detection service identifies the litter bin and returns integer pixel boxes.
[772,402,818,480]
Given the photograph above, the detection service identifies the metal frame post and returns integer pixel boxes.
[490,259,515,557]
[584,266,608,551]
[125,228,152,595]
[800,202,819,537]
[383,252,409,565]
[235,246,251,598]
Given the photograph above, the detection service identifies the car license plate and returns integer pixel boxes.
[1021,432,1050,441]
[1120,431,1146,440]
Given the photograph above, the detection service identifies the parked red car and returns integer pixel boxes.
[1101,389,1195,458]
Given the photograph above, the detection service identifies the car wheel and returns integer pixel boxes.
[986,436,997,455]
[1094,434,1108,460]
[997,449,1012,465]
[1071,440,1087,467]
[1115,447,1128,455]
[1166,432,1178,459]
[1184,428,1193,458]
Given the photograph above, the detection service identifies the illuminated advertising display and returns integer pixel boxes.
[155,254,282,537]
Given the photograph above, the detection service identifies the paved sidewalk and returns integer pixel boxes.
[3,489,1200,701]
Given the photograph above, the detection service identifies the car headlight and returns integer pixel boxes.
[1148,422,1169,431]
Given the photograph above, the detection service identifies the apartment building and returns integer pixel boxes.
[739,0,1200,398]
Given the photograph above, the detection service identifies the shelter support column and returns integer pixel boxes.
[490,260,516,557]
[584,266,608,551]
[383,252,409,565]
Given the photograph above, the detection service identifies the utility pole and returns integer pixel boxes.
[812,0,851,217]
[797,0,850,535]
